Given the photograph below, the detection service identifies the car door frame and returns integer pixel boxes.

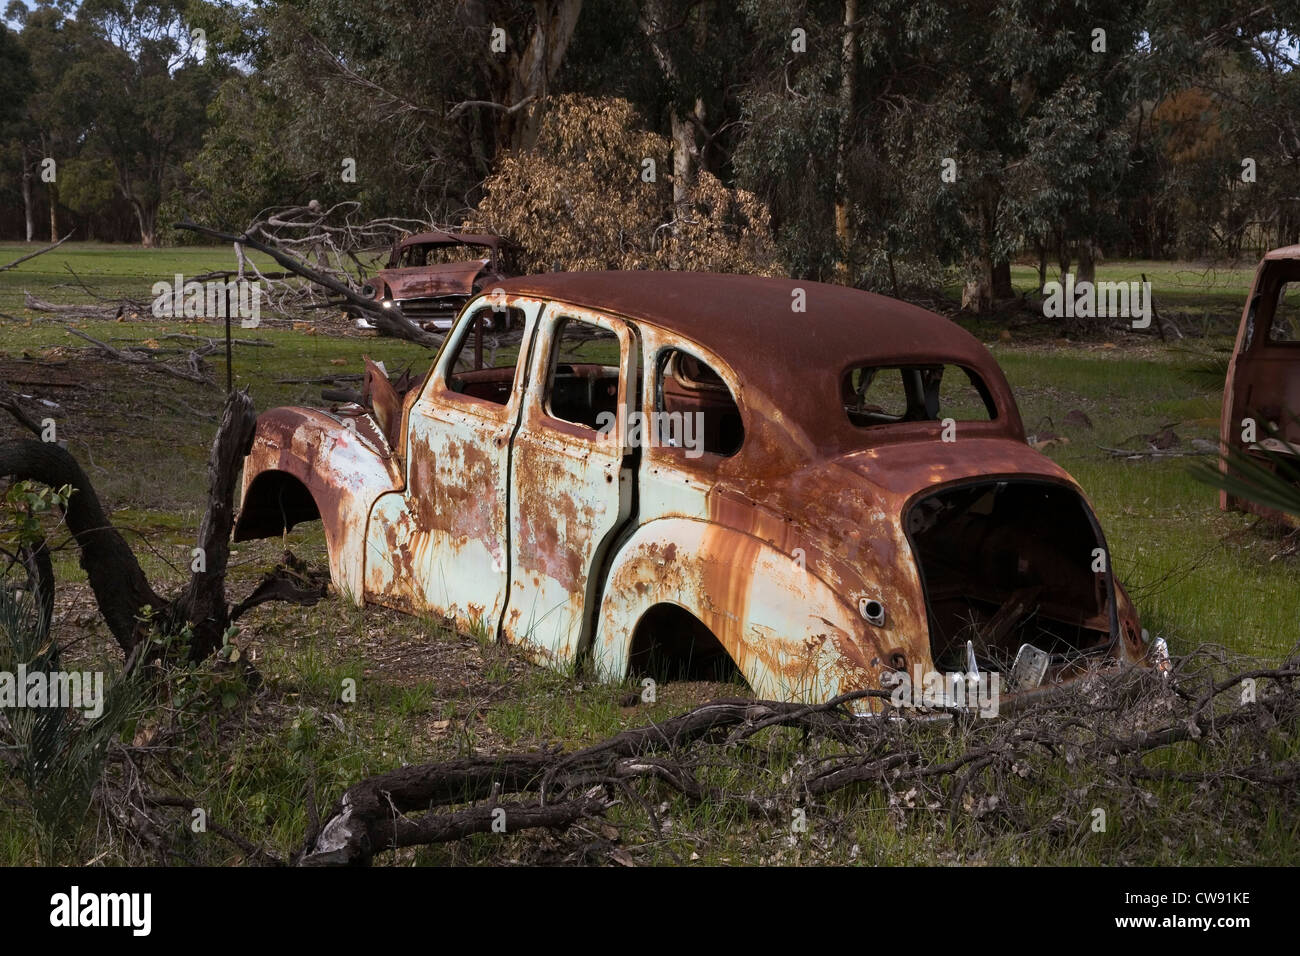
[362,294,543,636]
[502,301,640,666]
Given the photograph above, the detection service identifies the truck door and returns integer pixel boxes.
[503,304,638,665]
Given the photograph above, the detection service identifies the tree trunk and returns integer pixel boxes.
[21,146,34,243]
[665,109,697,267]
[133,200,158,248]
[971,185,998,310]
[1076,240,1096,287]
[503,0,584,152]
[172,391,257,659]
[640,1,700,212]
[669,108,699,211]
[833,0,859,283]
[48,181,58,244]
[639,0,707,267]
[992,260,1014,300]
[1056,228,1071,284]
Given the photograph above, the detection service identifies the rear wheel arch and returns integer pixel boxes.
[625,602,742,685]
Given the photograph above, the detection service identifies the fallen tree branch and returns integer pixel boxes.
[0,392,44,438]
[229,550,329,622]
[173,218,444,349]
[1099,444,1215,460]
[160,333,274,348]
[297,655,1300,866]
[23,292,141,319]
[0,232,73,273]
[65,327,215,386]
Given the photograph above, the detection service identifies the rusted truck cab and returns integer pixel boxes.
[1220,246,1300,523]
[235,273,1150,710]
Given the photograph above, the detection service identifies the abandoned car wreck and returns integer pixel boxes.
[233,272,1162,712]
[1220,244,1300,526]
[357,230,514,331]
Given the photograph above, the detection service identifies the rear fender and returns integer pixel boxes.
[590,518,909,708]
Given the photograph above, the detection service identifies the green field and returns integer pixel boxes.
[0,244,1296,866]
[0,242,284,311]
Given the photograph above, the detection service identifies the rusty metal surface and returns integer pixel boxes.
[234,405,402,600]
[361,298,544,639]
[493,271,1026,460]
[394,231,503,251]
[1220,249,1300,523]
[502,302,637,665]
[379,260,492,300]
[237,273,1145,710]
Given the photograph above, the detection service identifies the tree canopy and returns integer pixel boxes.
[2,0,1299,294]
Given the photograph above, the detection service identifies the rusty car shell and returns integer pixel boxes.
[361,231,512,330]
[235,272,1151,712]
[1220,244,1300,525]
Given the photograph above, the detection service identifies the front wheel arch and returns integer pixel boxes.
[233,469,321,541]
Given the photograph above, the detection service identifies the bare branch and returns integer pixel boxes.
[0,232,74,273]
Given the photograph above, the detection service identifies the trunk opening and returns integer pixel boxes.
[905,479,1117,686]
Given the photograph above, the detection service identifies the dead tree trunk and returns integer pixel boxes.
[167,391,258,659]
[0,439,166,655]
[0,390,269,663]
[20,145,34,244]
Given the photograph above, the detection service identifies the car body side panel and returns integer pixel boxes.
[591,518,887,708]
[588,325,929,708]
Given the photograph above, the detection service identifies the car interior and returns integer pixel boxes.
[843,363,997,426]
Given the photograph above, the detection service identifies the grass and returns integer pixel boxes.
[988,345,1299,658]
[0,241,284,311]
[0,247,1296,865]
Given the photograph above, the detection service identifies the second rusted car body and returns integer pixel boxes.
[235,272,1149,710]
[1220,245,1300,525]
[361,231,512,329]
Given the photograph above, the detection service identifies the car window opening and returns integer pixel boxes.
[446,306,528,406]
[546,318,622,430]
[844,363,996,427]
[654,349,744,457]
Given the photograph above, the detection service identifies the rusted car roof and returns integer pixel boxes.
[495,271,1022,458]
[398,231,502,249]
[1263,244,1300,260]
